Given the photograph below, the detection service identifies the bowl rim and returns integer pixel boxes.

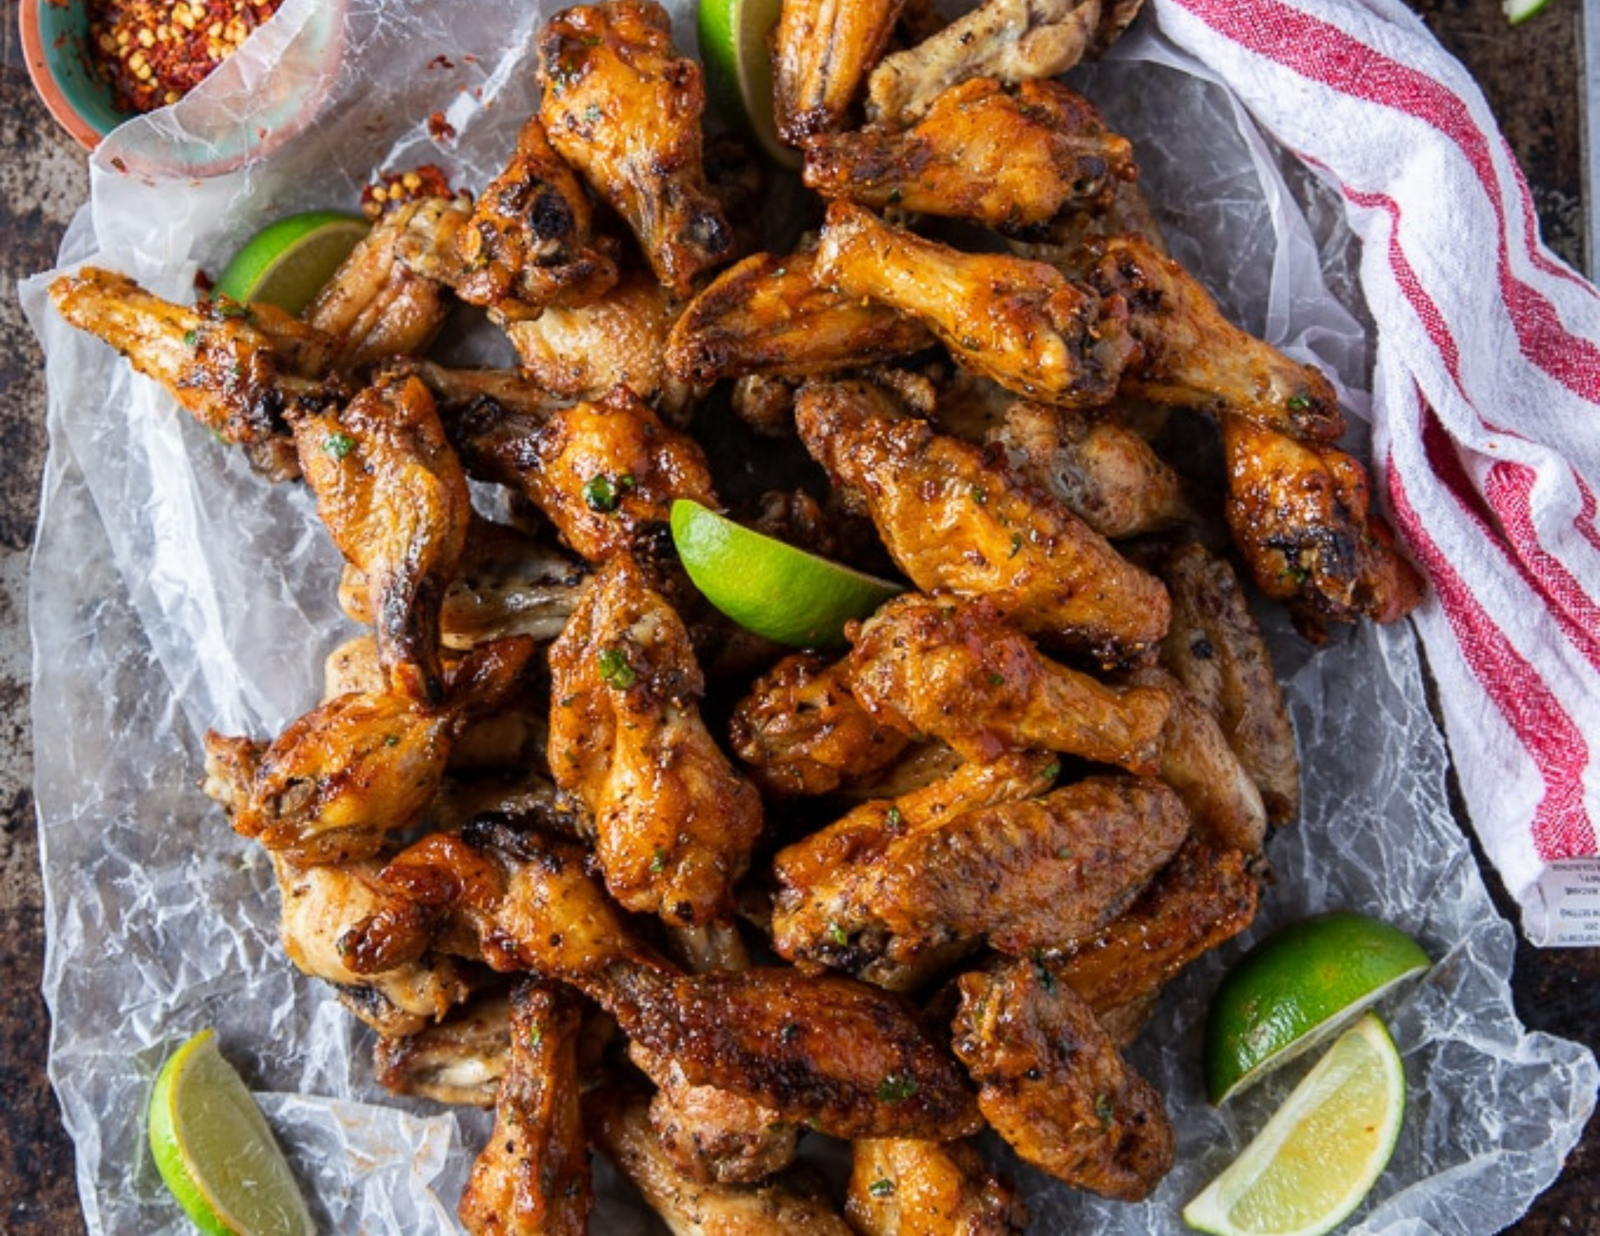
[20,0,127,150]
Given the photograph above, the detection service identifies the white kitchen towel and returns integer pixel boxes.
[1151,0,1600,945]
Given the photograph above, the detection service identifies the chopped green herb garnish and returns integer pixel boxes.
[598,646,638,689]
[582,472,633,513]
[324,432,356,459]
[868,1178,895,1198]
[876,1074,918,1102]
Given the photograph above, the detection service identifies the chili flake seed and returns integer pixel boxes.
[86,0,284,116]
[360,165,456,219]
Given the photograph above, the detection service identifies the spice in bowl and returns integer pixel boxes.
[87,0,283,114]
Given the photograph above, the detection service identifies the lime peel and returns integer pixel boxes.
[213,211,369,314]
[670,498,902,647]
[698,0,801,168]
[1502,0,1551,23]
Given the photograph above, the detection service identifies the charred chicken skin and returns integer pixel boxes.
[845,1138,1030,1236]
[772,0,906,145]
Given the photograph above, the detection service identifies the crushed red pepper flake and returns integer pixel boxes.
[86,0,283,115]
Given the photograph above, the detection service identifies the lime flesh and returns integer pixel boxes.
[1204,911,1428,1104]
[212,211,368,314]
[698,0,800,168]
[670,498,901,647]
[148,1029,315,1236]
[1503,0,1551,22]
[1184,1013,1406,1236]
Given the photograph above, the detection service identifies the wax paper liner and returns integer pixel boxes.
[19,0,1597,1232]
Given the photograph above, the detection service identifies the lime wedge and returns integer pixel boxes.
[698,0,801,168]
[670,498,902,647]
[1503,0,1551,23]
[1183,1013,1406,1236]
[148,1029,315,1236]
[212,211,369,314]
[1204,911,1428,1105]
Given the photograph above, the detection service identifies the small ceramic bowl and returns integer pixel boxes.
[20,0,130,149]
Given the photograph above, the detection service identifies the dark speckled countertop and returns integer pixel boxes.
[1,1,1595,1232]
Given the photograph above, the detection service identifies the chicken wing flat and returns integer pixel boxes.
[374,989,511,1106]
[666,250,935,386]
[847,593,1171,772]
[437,115,619,321]
[307,194,466,371]
[816,203,1136,408]
[952,956,1174,1201]
[47,266,334,480]
[497,268,694,420]
[1221,412,1425,627]
[548,556,764,926]
[450,385,717,567]
[866,0,1140,127]
[291,372,472,702]
[845,1138,1029,1236]
[537,1,733,295]
[1054,838,1259,1045]
[729,652,911,796]
[985,399,1185,539]
[775,772,1190,981]
[772,0,906,145]
[803,78,1135,232]
[587,1088,856,1236]
[796,379,1170,656]
[458,982,591,1236]
[1157,542,1300,823]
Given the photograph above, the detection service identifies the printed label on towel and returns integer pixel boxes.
[1531,858,1600,947]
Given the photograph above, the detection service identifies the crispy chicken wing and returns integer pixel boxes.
[845,1138,1029,1236]
[847,593,1172,772]
[458,982,591,1236]
[952,956,1175,1200]
[666,250,935,386]
[537,1,733,295]
[587,1088,855,1236]
[1157,542,1300,823]
[866,0,1141,127]
[803,78,1135,232]
[374,989,511,1106]
[729,652,911,796]
[774,770,1190,983]
[772,0,906,144]
[635,1043,801,1184]
[815,203,1136,408]
[291,373,472,702]
[548,556,764,926]
[796,379,1170,656]
[450,385,717,566]
[47,266,335,480]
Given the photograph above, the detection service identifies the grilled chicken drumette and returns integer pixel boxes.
[772,0,907,144]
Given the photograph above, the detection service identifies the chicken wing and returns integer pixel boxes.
[772,0,906,144]
[847,593,1171,772]
[537,1,733,295]
[985,399,1185,539]
[803,78,1135,232]
[458,982,591,1236]
[774,771,1190,983]
[666,250,935,386]
[866,0,1141,127]
[1156,542,1300,823]
[815,203,1136,408]
[952,956,1174,1201]
[548,555,764,926]
[47,266,334,481]
[796,379,1170,656]
[635,1042,801,1184]
[587,1088,856,1236]
[374,989,511,1106]
[449,385,718,566]
[729,652,911,796]
[291,372,472,702]
[845,1138,1028,1236]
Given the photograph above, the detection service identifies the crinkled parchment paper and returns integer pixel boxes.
[20,1,1597,1232]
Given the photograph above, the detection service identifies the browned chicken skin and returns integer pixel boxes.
[816,203,1137,408]
[796,379,1171,656]
[374,989,511,1106]
[291,372,472,703]
[548,556,764,926]
[847,593,1172,772]
[953,956,1175,1200]
[458,982,592,1236]
[537,1,733,295]
[846,1138,1029,1236]
[449,384,718,566]
[773,0,906,145]
[666,250,935,386]
[803,78,1136,233]
[635,1042,801,1184]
